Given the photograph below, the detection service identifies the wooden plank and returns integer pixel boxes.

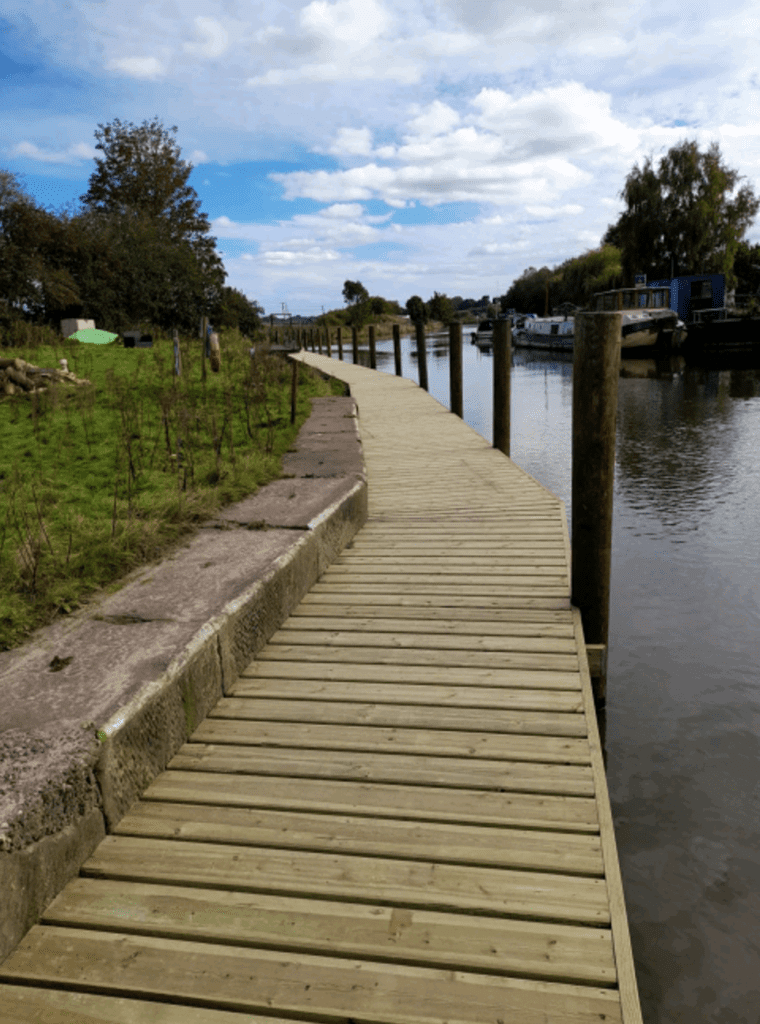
[144,771,600,831]
[319,573,569,589]
[209,698,586,737]
[168,745,595,793]
[240,659,582,689]
[1,927,622,1023]
[291,601,575,621]
[268,627,577,654]
[192,718,589,759]
[43,878,617,985]
[334,556,569,569]
[232,680,583,712]
[308,582,570,598]
[277,614,576,637]
[298,590,572,610]
[113,802,603,875]
[572,608,644,1024]
[257,644,579,671]
[0,984,273,1024]
[76,836,611,924]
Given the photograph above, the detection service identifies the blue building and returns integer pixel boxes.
[647,274,725,322]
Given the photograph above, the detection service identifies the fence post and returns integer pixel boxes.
[415,322,428,391]
[393,324,402,376]
[493,320,511,456]
[571,311,621,715]
[290,358,298,424]
[337,327,343,361]
[352,327,359,364]
[200,316,207,382]
[368,325,377,369]
[449,321,463,417]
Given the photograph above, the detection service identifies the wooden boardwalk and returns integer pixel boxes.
[0,354,642,1023]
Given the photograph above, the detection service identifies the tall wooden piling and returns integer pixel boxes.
[449,322,463,417]
[368,325,377,370]
[337,327,343,361]
[392,324,402,376]
[290,358,298,424]
[571,311,621,712]
[493,320,511,456]
[415,322,428,391]
[317,329,323,354]
[326,329,332,358]
[352,327,359,364]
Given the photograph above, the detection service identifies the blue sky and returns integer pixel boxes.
[3,0,760,316]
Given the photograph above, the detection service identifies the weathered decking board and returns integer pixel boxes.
[0,354,642,1024]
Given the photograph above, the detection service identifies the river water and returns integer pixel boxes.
[360,331,760,1024]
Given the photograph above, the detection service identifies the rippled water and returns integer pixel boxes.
[367,332,760,1024]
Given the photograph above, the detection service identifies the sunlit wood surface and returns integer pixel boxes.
[0,352,642,1024]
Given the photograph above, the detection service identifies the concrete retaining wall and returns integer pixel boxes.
[0,391,366,963]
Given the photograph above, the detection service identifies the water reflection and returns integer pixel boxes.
[365,331,760,1024]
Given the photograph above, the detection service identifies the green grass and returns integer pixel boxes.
[0,330,345,651]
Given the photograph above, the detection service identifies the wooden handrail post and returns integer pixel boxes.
[571,311,621,713]
[290,358,298,424]
[493,320,511,456]
[392,324,402,376]
[337,327,343,360]
[415,322,428,391]
[449,321,463,417]
[352,327,359,364]
[369,324,377,369]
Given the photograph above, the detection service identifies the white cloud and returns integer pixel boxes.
[188,150,210,165]
[326,128,373,156]
[183,16,229,59]
[107,55,165,79]
[300,0,393,47]
[10,140,98,164]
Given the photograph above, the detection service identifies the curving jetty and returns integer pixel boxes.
[0,351,642,1024]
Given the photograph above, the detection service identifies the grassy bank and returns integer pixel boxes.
[0,330,343,651]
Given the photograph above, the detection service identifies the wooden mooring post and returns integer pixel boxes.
[449,321,463,417]
[392,324,402,376]
[290,358,298,424]
[493,319,511,456]
[368,325,377,370]
[571,311,621,720]
[415,322,429,391]
[336,327,343,360]
[326,329,332,358]
[352,327,359,364]
[317,330,323,354]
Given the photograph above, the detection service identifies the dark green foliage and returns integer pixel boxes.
[212,286,263,337]
[603,139,759,287]
[426,291,455,324]
[342,280,371,328]
[405,295,428,325]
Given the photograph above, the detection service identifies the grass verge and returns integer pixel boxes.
[0,330,344,651]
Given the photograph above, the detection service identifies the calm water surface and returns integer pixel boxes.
[364,332,760,1024]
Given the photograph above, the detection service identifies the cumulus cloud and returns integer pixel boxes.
[183,17,229,58]
[107,55,165,79]
[10,140,98,164]
[299,0,393,47]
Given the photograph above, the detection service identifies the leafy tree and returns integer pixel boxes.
[405,295,428,325]
[213,286,263,336]
[426,291,455,324]
[603,139,759,287]
[342,279,371,328]
[80,117,225,327]
[733,240,760,297]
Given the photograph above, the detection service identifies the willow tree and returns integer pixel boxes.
[603,139,759,287]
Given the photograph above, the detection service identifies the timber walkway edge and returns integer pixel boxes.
[0,352,643,1023]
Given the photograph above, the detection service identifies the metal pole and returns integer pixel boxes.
[415,322,428,391]
[492,320,511,456]
[449,321,463,417]
[393,324,402,376]
[571,311,621,713]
